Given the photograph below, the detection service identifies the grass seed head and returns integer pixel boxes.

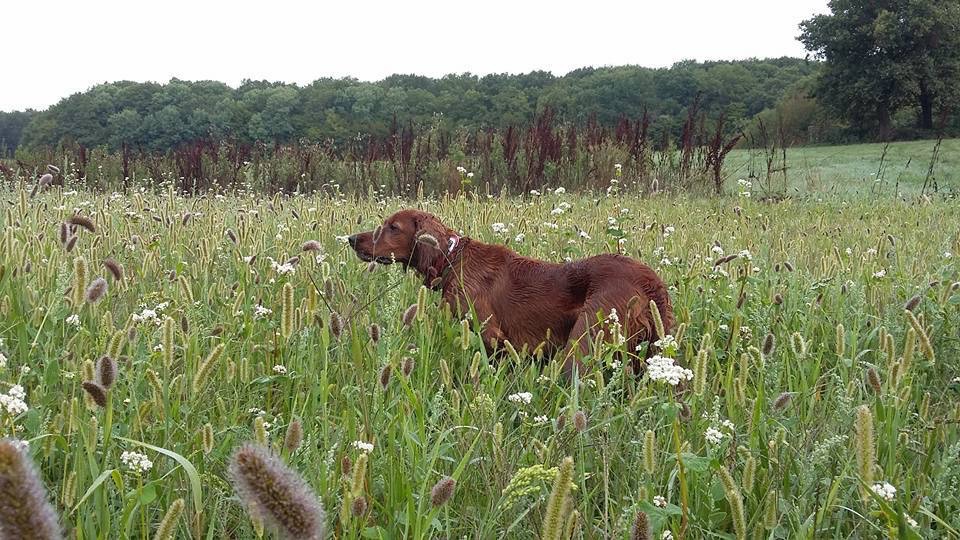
[81,381,108,408]
[228,443,325,540]
[0,439,63,540]
[402,304,417,327]
[430,476,456,507]
[96,356,117,389]
[68,215,96,233]
[153,498,185,540]
[401,357,414,377]
[284,417,303,455]
[85,277,108,303]
[629,510,651,540]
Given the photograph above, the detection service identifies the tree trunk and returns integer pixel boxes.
[918,82,934,130]
[877,103,892,141]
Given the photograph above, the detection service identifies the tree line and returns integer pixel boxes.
[2,58,816,157]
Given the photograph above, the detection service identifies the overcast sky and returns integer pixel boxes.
[3,0,829,112]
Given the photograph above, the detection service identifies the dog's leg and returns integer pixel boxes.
[560,312,592,380]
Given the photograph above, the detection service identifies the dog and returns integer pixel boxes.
[348,209,674,376]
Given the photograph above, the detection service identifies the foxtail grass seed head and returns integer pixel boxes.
[162,317,175,368]
[401,357,414,377]
[790,332,807,358]
[202,423,214,454]
[367,323,380,343]
[153,498,185,540]
[350,495,367,517]
[284,417,303,455]
[350,453,367,497]
[718,466,746,540]
[573,410,587,433]
[643,430,656,475]
[416,286,427,321]
[773,392,793,412]
[904,295,921,312]
[82,381,108,408]
[192,343,224,393]
[59,222,69,245]
[96,355,117,389]
[0,439,63,540]
[430,476,456,507]
[225,228,238,245]
[323,278,334,299]
[854,405,876,494]
[68,215,96,233]
[378,364,392,390]
[630,510,651,540]
[340,456,352,477]
[329,312,342,339]
[763,490,778,529]
[85,277,108,303]
[281,282,295,339]
[541,456,574,540]
[649,300,665,340]
[460,319,471,350]
[254,417,268,445]
[835,323,845,357]
[866,367,882,394]
[564,510,581,539]
[402,304,417,327]
[743,456,756,493]
[71,256,87,307]
[417,234,440,249]
[228,443,325,540]
[65,235,78,253]
[301,240,321,252]
[762,333,775,357]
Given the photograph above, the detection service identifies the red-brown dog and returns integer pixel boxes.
[349,209,674,375]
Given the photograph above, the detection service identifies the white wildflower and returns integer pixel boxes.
[352,440,374,453]
[554,187,566,194]
[507,392,533,405]
[873,269,887,279]
[871,482,896,501]
[654,495,667,508]
[254,305,273,319]
[645,355,693,386]
[491,223,509,234]
[705,427,724,445]
[272,365,287,374]
[120,451,153,474]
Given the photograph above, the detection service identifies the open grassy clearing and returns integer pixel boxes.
[726,138,960,197]
[1,186,959,539]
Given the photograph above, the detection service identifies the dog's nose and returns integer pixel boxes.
[347,234,358,248]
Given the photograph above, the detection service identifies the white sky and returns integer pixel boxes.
[3,0,829,112]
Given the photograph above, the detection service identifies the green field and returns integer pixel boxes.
[1,183,959,539]
[726,138,960,196]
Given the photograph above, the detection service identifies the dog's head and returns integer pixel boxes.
[348,209,456,277]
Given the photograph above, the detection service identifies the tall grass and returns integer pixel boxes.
[0,182,958,538]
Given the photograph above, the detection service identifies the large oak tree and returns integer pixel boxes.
[800,0,960,138]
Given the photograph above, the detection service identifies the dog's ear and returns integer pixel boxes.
[409,214,447,280]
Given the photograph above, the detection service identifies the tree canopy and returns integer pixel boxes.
[6,58,817,153]
[800,0,960,138]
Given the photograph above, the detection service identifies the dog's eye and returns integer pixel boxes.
[389,223,399,231]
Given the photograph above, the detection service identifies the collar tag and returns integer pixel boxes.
[447,235,459,254]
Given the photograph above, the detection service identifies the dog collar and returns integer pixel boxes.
[447,235,459,254]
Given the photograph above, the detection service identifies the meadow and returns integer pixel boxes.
[1,177,960,539]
